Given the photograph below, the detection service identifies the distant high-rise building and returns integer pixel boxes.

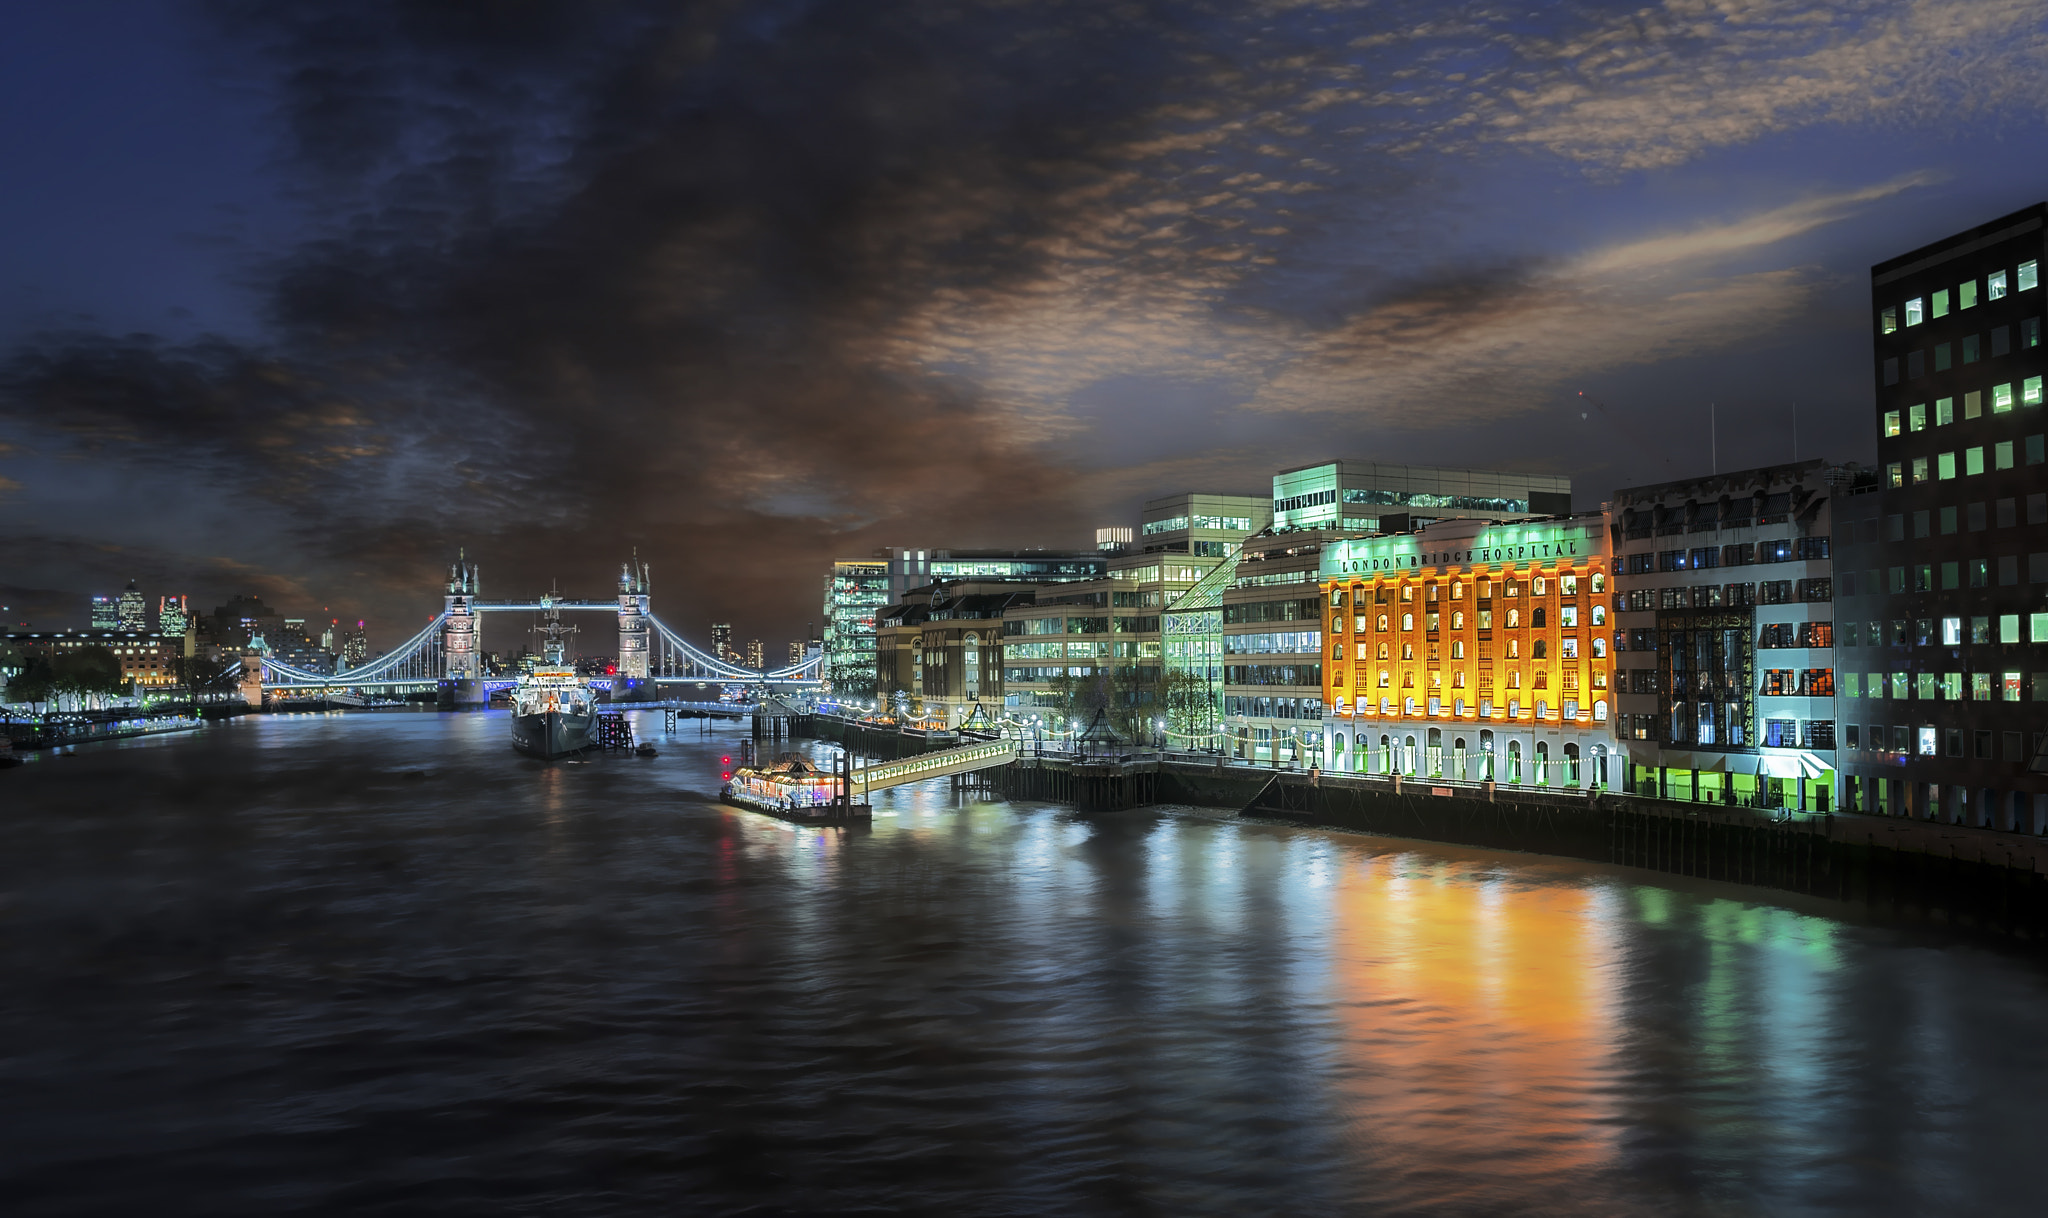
[116,580,147,631]
[158,595,189,636]
[343,621,369,667]
[788,640,805,667]
[711,622,733,663]
[320,620,337,655]
[89,595,119,630]
[746,639,764,669]
[822,561,891,699]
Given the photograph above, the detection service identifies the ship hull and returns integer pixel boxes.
[511,709,596,759]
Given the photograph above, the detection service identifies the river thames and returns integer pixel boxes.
[3,711,2045,1215]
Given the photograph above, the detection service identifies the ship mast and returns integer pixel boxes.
[535,587,579,666]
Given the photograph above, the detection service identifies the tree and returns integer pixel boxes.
[6,654,57,716]
[54,646,126,710]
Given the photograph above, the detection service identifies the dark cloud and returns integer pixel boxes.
[3,0,1213,642]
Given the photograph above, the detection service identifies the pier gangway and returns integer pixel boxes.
[850,740,1018,796]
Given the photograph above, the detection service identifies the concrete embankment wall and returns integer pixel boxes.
[1208,770,2048,941]
[802,717,962,762]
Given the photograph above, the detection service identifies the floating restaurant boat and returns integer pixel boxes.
[721,753,869,824]
[511,594,597,760]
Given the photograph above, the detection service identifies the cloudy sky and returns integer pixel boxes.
[3,0,2046,652]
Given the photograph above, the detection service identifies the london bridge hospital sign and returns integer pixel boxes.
[1319,524,1604,578]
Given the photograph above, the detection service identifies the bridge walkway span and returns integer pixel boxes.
[852,741,1018,795]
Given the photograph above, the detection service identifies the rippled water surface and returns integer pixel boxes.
[4,711,2047,1215]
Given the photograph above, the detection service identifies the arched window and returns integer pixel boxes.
[1402,672,1415,688]
[1377,614,1389,632]
[1533,639,1548,659]
[1592,637,1608,658]
[1451,641,1465,659]
[1402,613,1414,631]
[1535,699,1549,719]
[1532,607,1547,629]
[1508,670,1521,688]
[1591,572,1606,593]
[1454,698,1466,716]
[1376,643,1389,660]
[1507,608,1520,628]
[1452,581,1464,600]
[1378,670,1391,688]
[1452,611,1464,630]
[1507,699,1521,719]
[1591,604,1606,626]
[1401,585,1414,602]
[1507,638,1520,659]
[1594,699,1609,722]
[1333,643,1344,660]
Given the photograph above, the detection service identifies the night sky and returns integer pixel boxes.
[4,0,2047,651]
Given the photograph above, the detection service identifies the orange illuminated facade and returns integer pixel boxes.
[1318,515,1618,785]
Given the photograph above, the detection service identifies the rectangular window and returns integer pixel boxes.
[1936,397,1955,425]
[1938,452,1957,480]
[1990,270,2008,300]
[2005,673,2024,702]
[1887,462,1904,488]
[1908,402,1927,431]
[1883,409,1901,437]
[1906,296,1925,324]
[2002,614,2021,643]
[1966,390,1982,419]
[1994,326,2011,357]
[2025,317,2041,349]
[1913,510,1931,538]
[1918,726,1938,756]
[1973,616,1993,643]
[1940,506,1957,535]
[1893,673,1910,700]
[2033,435,2048,465]
[1969,502,1987,530]
[1881,307,1898,334]
[1971,558,1990,587]
[1996,383,2016,411]
[1932,288,1950,317]
[1883,358,1899,386]
[2032,612,2048,643]
[1961,280,1978,309]
[1942,561,1959,590]
[1996,441,2015,470]
[1962,335,1980,364]
[1889,566,1905,593]
[1917,673,1938,700]
[2004,555,2021,585]
[2024,375,2043,406]
[1941,616,1963,646]
[1908,350,1925,379]
[1934,343,1952,371]
[1912,456,1930,483]
[2021,259,2039,291]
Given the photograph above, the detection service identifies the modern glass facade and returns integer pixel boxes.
[821,561,889,699]
[1271,461,1573,533]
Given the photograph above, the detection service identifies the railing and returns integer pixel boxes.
[851,741,1018,791]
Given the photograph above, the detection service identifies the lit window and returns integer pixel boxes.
[1934,397,1953,426]
[2034,613,2048,643]
[1942,617,1962,646]
[1905,297,1925,325]
[1881,307,1898,334]
[1937,452,1956,480]
[1918,727,1938,755]
[2001,614,2020,643]
[2025,318,2042,349]
[1996,441,2014,470]
[1966,390,1983,419]
[1886,462,1904,488]
[1908,403,1926,431]
[1960,279,1978,309]
[1994,383,2015,412]
[1990,271,2008,300]
[1932,288,1950,317]
[2024,376,2043,406]
[1966,447,1984,476]
[2021,260,2039,292]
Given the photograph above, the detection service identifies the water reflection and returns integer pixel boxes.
[1,712,2044,1214]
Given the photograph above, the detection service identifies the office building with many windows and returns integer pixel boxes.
[821,561,890,701]
[874,548,1105,604]
[1271,461,1573,534]
[1611,462,1850,811]
[1848,204,2048,830]
[1138,492,1271,557]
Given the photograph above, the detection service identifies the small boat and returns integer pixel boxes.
[511,593,598,760]
[721,754,869,824]
[636,743,658,757]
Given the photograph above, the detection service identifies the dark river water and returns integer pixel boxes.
[4,711,2047,1215]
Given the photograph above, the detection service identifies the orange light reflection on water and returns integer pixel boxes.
[1328,854,1623,1205]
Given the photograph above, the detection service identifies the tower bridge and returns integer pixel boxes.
[256,555,820,699]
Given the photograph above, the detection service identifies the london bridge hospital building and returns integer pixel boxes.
[1319,515,1620,789]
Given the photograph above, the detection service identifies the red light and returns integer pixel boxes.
[721,756,730,764]
[720,771,731,781]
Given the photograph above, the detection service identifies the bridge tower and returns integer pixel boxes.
[617,554,651,685]
[439,551,486,708]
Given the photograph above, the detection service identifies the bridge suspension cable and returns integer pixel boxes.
[264,613,449,685]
